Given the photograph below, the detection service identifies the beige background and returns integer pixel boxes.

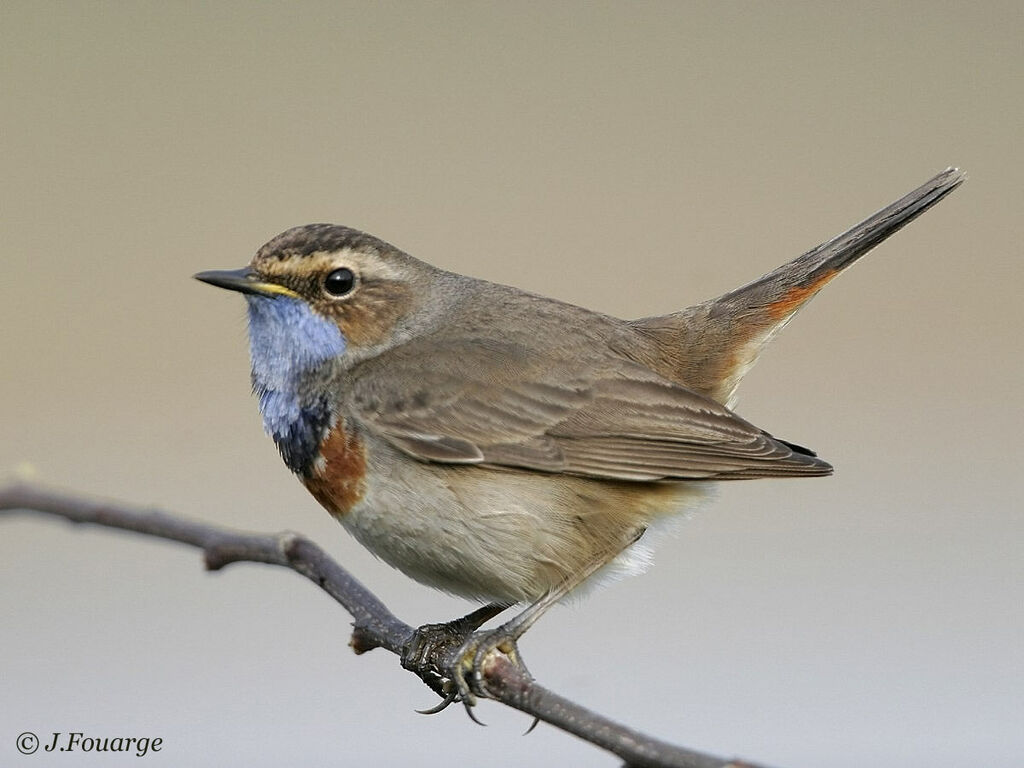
[2,3,1020,766]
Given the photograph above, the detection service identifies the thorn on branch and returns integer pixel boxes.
[349,624,382,655]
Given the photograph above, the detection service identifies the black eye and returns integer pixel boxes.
[324,267,356,297]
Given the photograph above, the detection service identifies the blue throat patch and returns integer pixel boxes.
[246,295,347,475]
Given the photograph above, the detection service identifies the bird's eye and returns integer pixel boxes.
[323,267,356,297]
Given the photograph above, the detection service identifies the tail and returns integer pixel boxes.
[631,168,965,408]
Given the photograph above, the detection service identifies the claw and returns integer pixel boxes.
[462,698,487,726]
[523,717,540,736]
[415,686,459,715]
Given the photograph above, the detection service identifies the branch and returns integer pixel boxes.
[1,482,767,768]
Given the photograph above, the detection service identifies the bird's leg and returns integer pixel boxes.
[451,552,616,707]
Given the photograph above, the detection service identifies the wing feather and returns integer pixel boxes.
[351,339,830,481]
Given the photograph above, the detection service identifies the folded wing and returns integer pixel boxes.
[352,342,831,481]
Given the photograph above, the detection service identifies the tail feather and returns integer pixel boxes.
[631,168,965,408]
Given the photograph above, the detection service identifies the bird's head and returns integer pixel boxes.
[196,224,434,384]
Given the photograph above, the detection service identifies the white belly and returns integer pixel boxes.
[340,437,712,603]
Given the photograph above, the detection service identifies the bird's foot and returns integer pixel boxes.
[401,602,534,716]
[450,624,533,709]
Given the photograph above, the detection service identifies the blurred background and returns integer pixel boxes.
[2,3,1020,766]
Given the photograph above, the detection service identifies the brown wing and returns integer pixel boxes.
[350,339,830,481]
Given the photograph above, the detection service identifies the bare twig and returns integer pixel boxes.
[1,482,768,768]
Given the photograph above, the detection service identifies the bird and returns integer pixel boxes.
[195,168,963,703]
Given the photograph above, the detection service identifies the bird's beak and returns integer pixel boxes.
[193,267,300,299]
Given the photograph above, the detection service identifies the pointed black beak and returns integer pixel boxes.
[193,267,298,299]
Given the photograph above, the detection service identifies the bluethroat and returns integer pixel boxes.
[195,168,963,701]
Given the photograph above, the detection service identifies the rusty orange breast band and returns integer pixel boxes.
[303,419,368,517]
